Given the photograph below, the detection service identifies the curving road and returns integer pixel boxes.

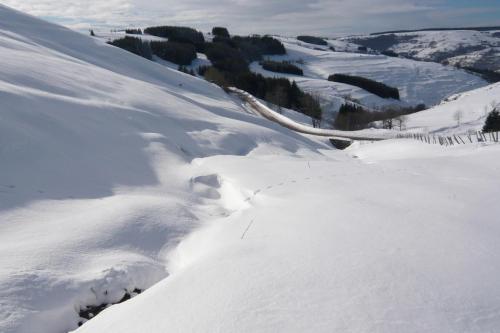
[229,87,394,141]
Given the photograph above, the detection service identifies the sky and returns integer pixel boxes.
[3,0,500,35]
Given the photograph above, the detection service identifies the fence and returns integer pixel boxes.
[396,131,499,146]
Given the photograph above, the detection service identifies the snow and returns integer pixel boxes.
[1,4,500,333]
[405,82,500,134]
[344,30,500,72]
[0,5,328,332]
[252,37,487,117]
[76,140,500,333]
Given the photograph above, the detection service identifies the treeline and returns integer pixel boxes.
[220,35,286,61]
[381,50,398,57]
[212,27,229,38]
[125,28,142,35]
[150,41,197,65]
[200,33,320,121]
[328,74,400,100]
[461,67,500,83]
[107,37,152,60]
[297,35,327,46]
[334,103,425,130]
[108,26,321,123]
[204,67,321,121]
[108,37,196,65]
[260,60,303,75]
[144,26,205,51]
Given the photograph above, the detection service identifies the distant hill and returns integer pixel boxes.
[371,26,500,36]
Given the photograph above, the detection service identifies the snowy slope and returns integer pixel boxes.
[76,140,500,333]
[0,5,329,333]
[345,30,500,72]
[2,5,500,333]
[405,82,500,134]
[252,37,487,118]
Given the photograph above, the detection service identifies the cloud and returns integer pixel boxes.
[2,0,500,35]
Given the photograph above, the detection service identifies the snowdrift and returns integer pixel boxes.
[0,5,327,332]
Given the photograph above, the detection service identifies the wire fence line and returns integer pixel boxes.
[396,131,500,146]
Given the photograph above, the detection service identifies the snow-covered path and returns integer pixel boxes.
[76,140,500,333]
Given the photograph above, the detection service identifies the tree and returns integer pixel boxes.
[297,35,328,46]
[382,118,393,129]
[483,108,500,133]
[150,41,197,65]
[453,110,463,126]
[212,27,230,38]
[328,74,400,100]
[266,86,288,113]
[260,60,303,75]
[394,115,407,131]
[107,37,153,60]
[203,67,229,87]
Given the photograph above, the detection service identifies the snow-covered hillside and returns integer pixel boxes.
[2,4,500,333]
[251,36,486,122]
[405,82,500,134]
[345,30,500,73]
[0,5,328,333]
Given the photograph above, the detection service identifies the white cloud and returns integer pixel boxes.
[2,0,499,35]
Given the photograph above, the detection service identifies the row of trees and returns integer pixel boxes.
[203,67,321,121]
[144,26,205,51]
[333,103,425,130]
[109,26,322,123]
[150,41,197,65]
[108,37,197,65]
[297,35,328,46]
[107,37,152,60]
[260,60,303,75]
[125,29,143,35]
[328,74,400,100]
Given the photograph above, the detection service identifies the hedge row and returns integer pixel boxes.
[260,60,303,75]
[144,26,205,51]
[328,74,400,100]
[297,35,327,46]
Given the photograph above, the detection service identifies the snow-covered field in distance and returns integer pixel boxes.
[251,37,487,118]
[342,29,500,73]
[1,4,500,333]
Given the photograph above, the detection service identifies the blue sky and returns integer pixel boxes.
[3,0,500,35]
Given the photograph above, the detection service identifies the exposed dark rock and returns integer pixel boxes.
[77,288,143,327]
[329,138,353,150]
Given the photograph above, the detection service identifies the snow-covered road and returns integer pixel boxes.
[230,88,393,141]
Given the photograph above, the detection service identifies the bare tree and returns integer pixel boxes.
[453,110,463,126]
